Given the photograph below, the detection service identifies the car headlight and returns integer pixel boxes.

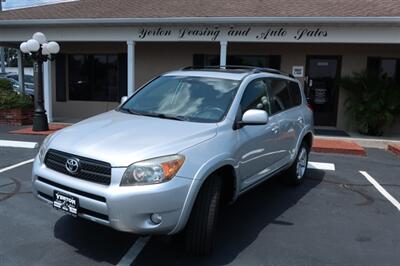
[38,134,53,163]
[120,155,185,186]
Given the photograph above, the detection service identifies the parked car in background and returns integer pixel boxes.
[6,73,34,85]
[0,72,11,78]
[0,73,34,97]
[32,66,314,255]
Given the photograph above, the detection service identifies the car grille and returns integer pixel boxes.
[44,149,112,185]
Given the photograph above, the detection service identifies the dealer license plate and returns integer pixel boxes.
[53,191,79,216]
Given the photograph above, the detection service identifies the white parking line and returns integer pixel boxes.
[117,236,151,266]
[308,162,335,171]
[360,171,400,211]
[0,159,35,174]
[0,140,38,149]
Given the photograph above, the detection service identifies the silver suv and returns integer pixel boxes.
[32,66,313,255]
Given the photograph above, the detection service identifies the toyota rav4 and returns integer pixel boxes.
[32,66,313,255]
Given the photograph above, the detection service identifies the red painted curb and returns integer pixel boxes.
[312,138,367,156]
[388,144,400,157]
[9,124,69,136]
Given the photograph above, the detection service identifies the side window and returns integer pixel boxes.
[239,79,271,115]
[289,81,303,106]
[267,78,292,114]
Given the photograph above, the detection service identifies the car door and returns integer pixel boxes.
[287,80,306,150]
[266,78,298,165]
[235,78,283,191]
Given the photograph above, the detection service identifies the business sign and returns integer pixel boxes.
[292,66,304,77]
[136,26,329,42]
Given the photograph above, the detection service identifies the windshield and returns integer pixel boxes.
[120,76,240,123]
[5,75,34,84]
[24,75,34,83]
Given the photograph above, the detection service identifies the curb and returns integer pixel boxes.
[9,124,69,136]
[312,138,367,156]
[388,144,400,157]
[316,135,400,149]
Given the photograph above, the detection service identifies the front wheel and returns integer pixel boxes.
[184,175,222,256]
[285,142,309,185]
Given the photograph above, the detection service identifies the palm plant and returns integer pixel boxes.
[341,71,400,136]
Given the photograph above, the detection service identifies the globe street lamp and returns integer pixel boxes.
[20,32,60,131]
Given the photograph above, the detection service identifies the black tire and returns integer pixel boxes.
[185,175,222,256]
[285,142,310,185]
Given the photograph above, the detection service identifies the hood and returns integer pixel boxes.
[49,110,217,167]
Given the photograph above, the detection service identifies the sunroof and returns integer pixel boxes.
[2,0,79,10]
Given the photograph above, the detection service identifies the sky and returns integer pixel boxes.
[2,0,77,10]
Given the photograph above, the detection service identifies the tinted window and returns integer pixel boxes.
[69,55,90,100]
[68,54,121,101]
[121,76,240,123]
[289,81,302,106]
[367,57,400,82]
[267,78,292,114]
[194,54,281,69]
[240,79,271,114]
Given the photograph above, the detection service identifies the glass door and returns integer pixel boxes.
[305,56,341,126]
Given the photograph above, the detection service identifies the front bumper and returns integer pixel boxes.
[32,156,194,234]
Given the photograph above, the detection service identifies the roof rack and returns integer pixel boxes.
[181,65,294,78]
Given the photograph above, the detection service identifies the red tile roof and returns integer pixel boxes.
[1,0,400,21]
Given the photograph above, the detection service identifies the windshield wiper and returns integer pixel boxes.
[119,108,143,116]
[143,112,187,121]
[120,108,187,121]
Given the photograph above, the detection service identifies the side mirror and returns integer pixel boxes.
[237,109,269,128]
[120,96,128,105]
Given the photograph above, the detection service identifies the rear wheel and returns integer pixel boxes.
[285,142,309,185]
[185,175,222,256]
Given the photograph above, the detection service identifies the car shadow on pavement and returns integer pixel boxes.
[134,169,325,265]
[52,170,324,265]
[53,215,138,265]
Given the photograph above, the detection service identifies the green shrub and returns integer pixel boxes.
[0,89,33,110]
[341,71,400,136]
[0,78,13,91]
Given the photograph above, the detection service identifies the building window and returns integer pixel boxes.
[367,57,400,81]
[193,54,281,69]
[68,54,120,101]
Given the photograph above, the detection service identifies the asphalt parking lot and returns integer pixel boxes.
[0,128,400,266]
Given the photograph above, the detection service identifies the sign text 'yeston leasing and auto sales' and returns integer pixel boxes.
[137,26,328,42]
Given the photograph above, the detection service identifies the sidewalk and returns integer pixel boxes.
[9,123,69,135]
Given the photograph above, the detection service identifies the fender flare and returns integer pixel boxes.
[169,153,238,234]
[292,126,314,163]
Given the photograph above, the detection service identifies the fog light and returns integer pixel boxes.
[150,213,162,224]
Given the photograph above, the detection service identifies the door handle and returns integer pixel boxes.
[272,125,280,134]
[297,117,304,124]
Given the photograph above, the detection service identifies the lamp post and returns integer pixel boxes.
[20,32,60,131]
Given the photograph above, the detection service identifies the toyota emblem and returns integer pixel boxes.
[65,158,80,174]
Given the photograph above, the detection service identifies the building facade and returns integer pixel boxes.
[0,0,400,135]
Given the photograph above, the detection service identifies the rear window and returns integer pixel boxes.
[266,79,303,114]
[267,78,292,114]
[289,81,303,106]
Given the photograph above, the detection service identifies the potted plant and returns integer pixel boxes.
[341,71,400,136]
[0,79,34,125]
